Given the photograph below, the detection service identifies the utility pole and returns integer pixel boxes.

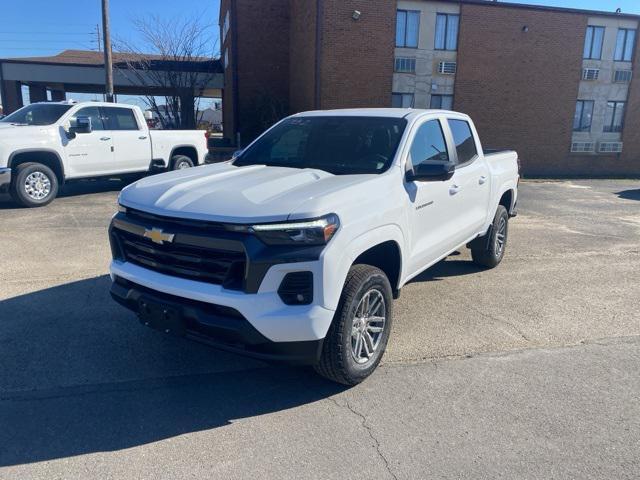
[101,0,114,102]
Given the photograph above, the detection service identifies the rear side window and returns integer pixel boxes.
[103,107,139,130]
[409,120,449,169]
[71,106,106,131]
[448,119,477,165]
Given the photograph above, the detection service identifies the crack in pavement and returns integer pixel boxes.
[465,304,530,342]
[327,396,398,480]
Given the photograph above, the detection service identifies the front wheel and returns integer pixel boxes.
[314,264,393,385]
[10,162,59,207]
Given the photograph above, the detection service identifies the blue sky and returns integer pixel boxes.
[0,0,637,106]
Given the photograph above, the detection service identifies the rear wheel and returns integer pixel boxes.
[314,264,393,385]
[471,205,509,268]
[10,162,59,207]
[170,155,194,170]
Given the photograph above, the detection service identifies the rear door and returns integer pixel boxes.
[64,106,113,176]
[443,118,491,244]
[103,106,151,173]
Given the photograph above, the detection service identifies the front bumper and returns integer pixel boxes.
[0,168,11,192]
[110,275,324,365]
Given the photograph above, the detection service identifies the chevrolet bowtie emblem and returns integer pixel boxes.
[143,227,175,245]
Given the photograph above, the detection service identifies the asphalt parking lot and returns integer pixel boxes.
[1,178,639,479]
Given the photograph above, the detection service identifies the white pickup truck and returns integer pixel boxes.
[109,108,519,384]
[0,101,207,207]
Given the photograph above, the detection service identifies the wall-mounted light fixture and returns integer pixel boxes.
[522,25,529,32]
[352,10,361,21]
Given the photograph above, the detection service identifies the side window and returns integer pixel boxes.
[409,120,449,169]
[70,107,105,131]
[103,107,139,130]
[448,119,477,165]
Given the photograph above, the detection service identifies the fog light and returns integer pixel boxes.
[278,272,313,305]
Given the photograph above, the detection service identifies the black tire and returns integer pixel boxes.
[314,264,393,385]
[471,205,509,268]
[170,155,194,170]
[10,162,59,208]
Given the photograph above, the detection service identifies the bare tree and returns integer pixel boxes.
[115,15,219,129]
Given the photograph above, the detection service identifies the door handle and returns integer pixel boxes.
[100,137,111,141]
[138,136,147,140]
[479,175,487,185]
[449,184,460,195]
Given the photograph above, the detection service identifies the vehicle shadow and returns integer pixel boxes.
[0,276,344,467]
[615,189,640,201]
[0,177,141,209]
[409,257,485,283]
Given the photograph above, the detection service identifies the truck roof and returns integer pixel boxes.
[32,100,139,109]
[293,108,461,120]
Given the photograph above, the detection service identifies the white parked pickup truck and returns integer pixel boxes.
[109,108,519,384]
[0,101,207,207]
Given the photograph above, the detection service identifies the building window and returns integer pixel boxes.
[614,28,636,61]
[603,101,625,132]
[573,100,594,132]
[396,10,420,48]
[430,94,453,110]
[614,69,632,83]
[394,57,416,73]
[435,14,459,50]
[583,26,605,59]
[392,93,414,108]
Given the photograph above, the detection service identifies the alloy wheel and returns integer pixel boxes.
[351,289,386,364]
[24,171,51,200]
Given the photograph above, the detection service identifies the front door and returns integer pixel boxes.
[64,106,114,177]
[406,118,461,276]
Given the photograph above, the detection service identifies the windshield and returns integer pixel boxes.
[0,103,73,126]
[234,116,407,175]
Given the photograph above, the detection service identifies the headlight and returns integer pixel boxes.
[250,214,340,245]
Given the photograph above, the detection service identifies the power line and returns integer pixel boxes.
[0,39,96,43]
[0,31,94,35]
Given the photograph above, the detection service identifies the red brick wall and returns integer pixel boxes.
[455,4,586,176]
[289,0,317,113]
[318,0,395,109]
[220,0,235,143]
[620,33,640,174]
[234,0,290,144]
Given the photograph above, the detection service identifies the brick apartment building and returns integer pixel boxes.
[219,0,640,176]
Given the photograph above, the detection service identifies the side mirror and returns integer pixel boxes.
[70,116,92,134]
[406,161,455,182]
[231,149,243,159]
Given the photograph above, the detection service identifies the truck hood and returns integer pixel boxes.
[0,123,49,136]
[119,162,375,223]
